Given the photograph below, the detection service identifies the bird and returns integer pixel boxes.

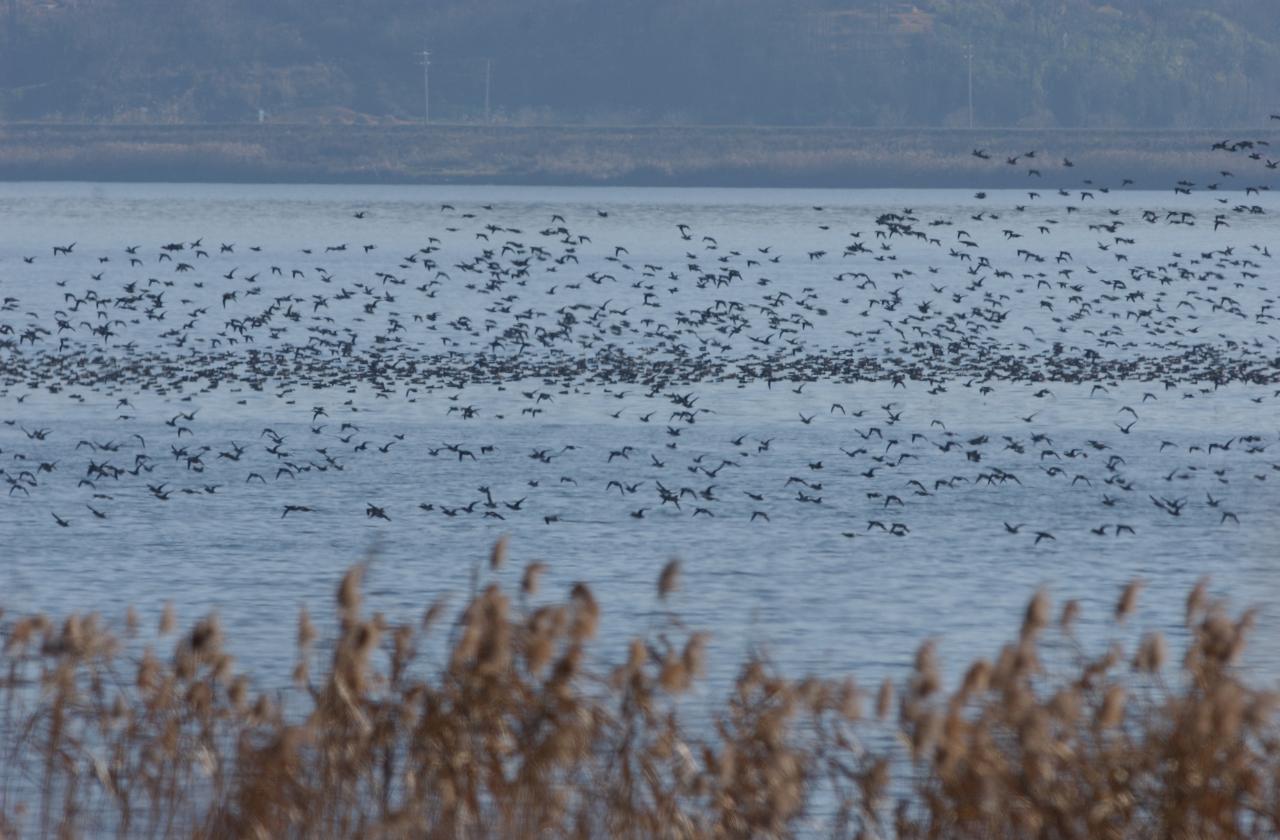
[3,152,1275,639]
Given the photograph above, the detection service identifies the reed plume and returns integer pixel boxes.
[0,542,1274,838]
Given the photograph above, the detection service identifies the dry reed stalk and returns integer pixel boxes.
[0,542,1273,839]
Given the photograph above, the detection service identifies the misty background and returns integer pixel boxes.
[1,0,1277,128]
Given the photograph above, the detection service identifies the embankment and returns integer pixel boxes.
[0,122,1273,188]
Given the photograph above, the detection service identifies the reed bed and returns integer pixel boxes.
[0,541,1276,838]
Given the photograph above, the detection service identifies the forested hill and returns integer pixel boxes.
[1,0,1278,128]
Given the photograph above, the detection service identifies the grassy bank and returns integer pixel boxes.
[0,539,1275,838]
[0,123,1272,188]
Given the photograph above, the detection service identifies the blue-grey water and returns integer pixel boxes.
[1,181,1277,697]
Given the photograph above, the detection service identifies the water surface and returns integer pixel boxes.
[1,181,1276,694]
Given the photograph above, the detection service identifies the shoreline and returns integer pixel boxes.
[1,123,1276,189]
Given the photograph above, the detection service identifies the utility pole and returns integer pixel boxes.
[484,59,491,122]
[418,45,431,123]
[965,44,974,129]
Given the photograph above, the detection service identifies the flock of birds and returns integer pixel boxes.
[2,136,1278,553]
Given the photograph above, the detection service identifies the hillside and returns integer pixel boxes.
[1,0,1278,129]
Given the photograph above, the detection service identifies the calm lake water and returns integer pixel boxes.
[1,181,1277,695]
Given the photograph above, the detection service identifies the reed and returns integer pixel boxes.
[0,542,1275,838]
